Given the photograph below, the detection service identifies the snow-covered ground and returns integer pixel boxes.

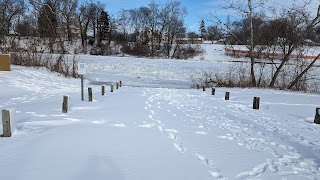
[1,44,320,180]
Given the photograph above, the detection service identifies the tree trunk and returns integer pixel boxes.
[248,0,256,87]
[269,5,320,87]
[287,54,320,89]
[67,18,72,42]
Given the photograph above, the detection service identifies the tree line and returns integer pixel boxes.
[0,0,206,58]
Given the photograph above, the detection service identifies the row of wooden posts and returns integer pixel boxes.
[1,82,319,137]
[1,81,123,137]
[197,84,260,110]
[63,81,123,113]
[196,84,320,124]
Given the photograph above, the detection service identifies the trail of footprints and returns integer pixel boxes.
[142,88,320,179]
[143,90,226,179]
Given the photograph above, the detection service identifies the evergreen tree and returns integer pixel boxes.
[97,10,111,44]
[199,19,207,40]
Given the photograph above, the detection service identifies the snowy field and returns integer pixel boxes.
[1,44,320,180]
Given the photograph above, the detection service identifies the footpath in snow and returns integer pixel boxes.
[1,48,320,179]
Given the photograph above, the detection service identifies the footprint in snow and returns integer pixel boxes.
[138,124,155,128]
[173,143,186,153]
[110,123,126,128]
[195,131,208,135]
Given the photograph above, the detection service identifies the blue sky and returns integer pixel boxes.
[102,0,228,32]
[101,0,319,33]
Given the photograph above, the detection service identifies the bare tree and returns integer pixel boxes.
[60,0,78,42]
[0,0,25,35]
[162,0,187,58]
[76,1,104,47]
[223,0,271,87]
[269,4,320,88]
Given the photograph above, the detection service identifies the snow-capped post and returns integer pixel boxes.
[62,96,69,113]
[120,81,122,87]
[88,87,93,102]
[197,84,200,89]
[212,88,215,95]
[102,85,105,96]
[225,92,230,100]
[111,85,114,92]
[203,85,206,91]
[1,110,13,137]
[253,97,260,110]
[314,108,320,124]
[116,83,119,90]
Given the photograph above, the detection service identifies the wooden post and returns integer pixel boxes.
[253,97,260,110]
[225,92,230,100]
[62,96,68,113]
[197,84,200,89]
[202,85,206,91]
[88,87,92,102]
[212,88,215,95]
[1,110,11,137]
[120,81,122,87]
[102,85,105,96]
[116,83,119,90]
[111,85,114,92]
[81,75,84,101]
[314,108,320,124]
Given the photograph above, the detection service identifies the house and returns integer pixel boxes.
[175,38,204,44]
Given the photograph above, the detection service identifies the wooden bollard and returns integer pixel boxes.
[120,81,122,87]
[253,97,260,110]
[88,87,92,101]
[225,92,230,100]
[116,83,119,90]
[62,96,68,113]
[197,84,200,89]
[102,85,105,96]
[212,88,215,95]
[111,85,114,92]
[203,85,206,91]
[1,110,12,137]
[314,108,320,124]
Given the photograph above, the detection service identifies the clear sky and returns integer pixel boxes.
[101,0,228,33]
[101,0,319,33]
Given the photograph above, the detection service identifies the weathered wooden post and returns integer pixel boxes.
[253,97,260,110]
[102,85,105,96]
[314,108,320,124]
[88,87,92,102]
[197,84,200,89]
[202,85,206,91]
[116,83,119,90]
[212,88,215,95]
[62,96,69,113]
[1,110,12,137]
[120,81,122,87]
[111,85,114,92]
[225,92,230,100]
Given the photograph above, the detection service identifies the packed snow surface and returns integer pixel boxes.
[0,44,320,180]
